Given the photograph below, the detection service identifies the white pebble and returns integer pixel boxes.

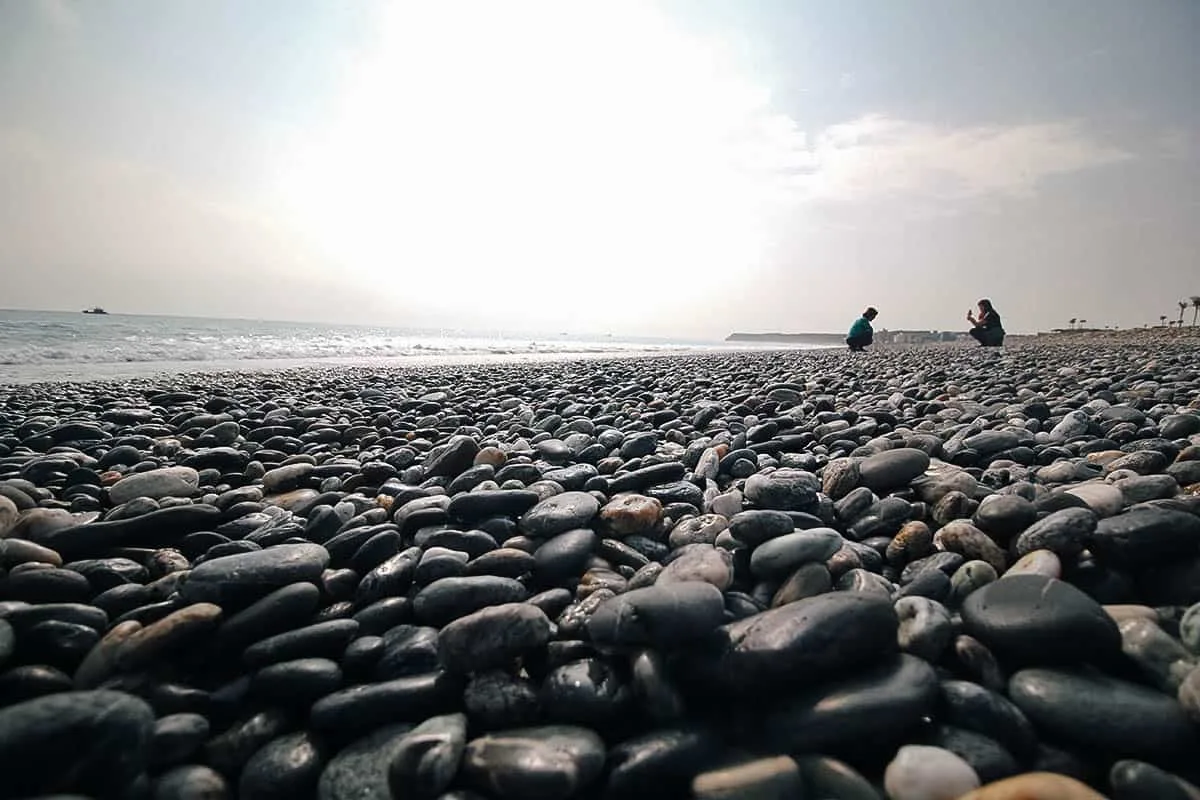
[1064,482,1125,517]
[884,745,980,800]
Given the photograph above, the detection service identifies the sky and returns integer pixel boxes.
[1,0,1198,338]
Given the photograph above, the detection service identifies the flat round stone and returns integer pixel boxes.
[960,574,1121,666]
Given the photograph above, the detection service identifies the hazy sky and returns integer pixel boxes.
[2,0,1198,337]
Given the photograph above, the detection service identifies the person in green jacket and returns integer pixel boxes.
[846,307,878,351]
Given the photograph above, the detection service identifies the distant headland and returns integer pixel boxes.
[726,332,844,345]
[726,330,964,346]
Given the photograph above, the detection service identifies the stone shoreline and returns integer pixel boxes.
[0,342,1199,799]
[0,346,795,387]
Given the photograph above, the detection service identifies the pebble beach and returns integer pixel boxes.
[1,337,1199,800]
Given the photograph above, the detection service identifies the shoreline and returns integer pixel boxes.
[0,344,833,387]
[0,339,1077,389]
[5,323,1196,387]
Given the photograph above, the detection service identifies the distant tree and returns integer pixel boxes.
[1160,315,1168,326]
[1079,319,1087,328]
[1192,296,1200,326]
[1179,301,1189,325]
[1068,318,1077,330]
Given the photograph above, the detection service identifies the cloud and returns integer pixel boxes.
[1157,128,1199,161]
[790,115,1132,204]
[265,1,1139,330]
[34,0,80,30]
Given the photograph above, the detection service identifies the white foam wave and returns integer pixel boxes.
[0,310,819,383]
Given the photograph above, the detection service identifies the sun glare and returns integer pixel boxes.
[275,1,797,331]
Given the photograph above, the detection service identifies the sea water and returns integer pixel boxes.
[0,309,815,384]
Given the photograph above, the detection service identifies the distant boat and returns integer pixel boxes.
[81,307,109,315]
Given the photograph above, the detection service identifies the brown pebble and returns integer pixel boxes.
[116,603,223,671]
[888,521,935,567]
[1085,450,1126,466]
[935,521,1007,574]
[693,756,801,800]
[74,620,143,689]
[821,458,860,501]
[955,772,1109,799]
[474,446,507,468]
[262,488,321,510]
[0,538,63,567]
[600,494,663,536]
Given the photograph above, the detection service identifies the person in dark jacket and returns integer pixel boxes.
[967,299,1005,346]
[846,307,878,351]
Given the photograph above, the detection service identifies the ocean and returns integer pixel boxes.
[0,309,817,384]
